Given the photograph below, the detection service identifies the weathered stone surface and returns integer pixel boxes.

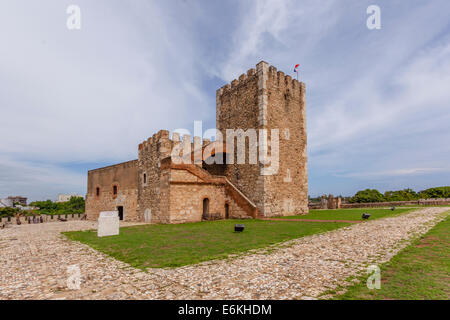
[86,160,138,221]
[0,208,447,300]
[216,61,308,217]
[97,211,119,237]
[85,62,309,223]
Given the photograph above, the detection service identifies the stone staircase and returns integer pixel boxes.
[169,162,257,218]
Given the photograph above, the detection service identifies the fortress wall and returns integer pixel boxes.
[216,65,264,213]
[85,160,138,221]
[262,66,308,216]
[216,61,308,217]
[168,183,226,224]
[137,130,172,223]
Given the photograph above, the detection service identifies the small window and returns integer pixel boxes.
[143,173,147,184]
[113,185,118,195]
[96,187,100,196]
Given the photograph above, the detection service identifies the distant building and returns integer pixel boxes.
[7,196,27,206]
[56,194,84,203]
[0,198,14,208]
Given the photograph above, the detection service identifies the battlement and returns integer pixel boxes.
[216,61,305,99]
[268,67,305,93]
[216,67,256,96]
[138,129,170,151]
[138,129,207,161]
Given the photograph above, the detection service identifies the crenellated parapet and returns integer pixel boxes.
[216,61,305,102]
[266,65,305,99]
[138,129,205,163]
[216,67,257,98]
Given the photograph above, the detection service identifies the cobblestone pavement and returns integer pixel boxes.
[0,207,447,300]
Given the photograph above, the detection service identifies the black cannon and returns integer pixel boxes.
[362,213,371,220]
[234,224,245,232]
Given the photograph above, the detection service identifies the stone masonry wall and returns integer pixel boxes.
[168,168,248,223]
[216,65,264,214]
[262,63,308,216]
[216,61,308,217]
[85,160,138,221]
[137,130,172,224]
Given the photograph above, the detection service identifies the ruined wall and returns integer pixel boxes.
[216,61,308,217]
[86,160,138,221]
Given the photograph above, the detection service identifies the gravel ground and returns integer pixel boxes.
[0,207,447,300]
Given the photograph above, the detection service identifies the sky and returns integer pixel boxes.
[0,0,449,201]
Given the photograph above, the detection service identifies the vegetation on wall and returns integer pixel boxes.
[29,197,85,216]
[0,207,21,218]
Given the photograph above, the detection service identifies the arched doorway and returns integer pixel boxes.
[225,203,230,219]
[202,198,210,219]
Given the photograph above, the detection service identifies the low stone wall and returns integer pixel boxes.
[340,199,450,208]
[0,213,85,225]
[308,203,322,209]
[309,198,450,209]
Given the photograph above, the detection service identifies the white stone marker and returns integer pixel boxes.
[97,211,119,237]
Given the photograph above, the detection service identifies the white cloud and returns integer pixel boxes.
[217,0,342,81]
[0,1,212,163]
[0,156,85,201]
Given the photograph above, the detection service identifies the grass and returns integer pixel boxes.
[333,214,450,300]
[64,219,349,269]
[396,204,450,208]
[280,208,413,221]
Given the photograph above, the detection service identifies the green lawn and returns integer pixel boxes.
[334,214,450,300]
[281,208,413,221]
[396,204,450,208]
[64,219,349,269]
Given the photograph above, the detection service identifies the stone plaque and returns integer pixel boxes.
[100,211,117,218]
[97,211,119,237]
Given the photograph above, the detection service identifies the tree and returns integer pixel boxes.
[418,187,450,199]
[384,188,419,201]
[29,197,85,215]
[0,207,20,217]
[349,189,385,203]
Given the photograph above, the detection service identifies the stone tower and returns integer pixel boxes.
[216,61,308,217]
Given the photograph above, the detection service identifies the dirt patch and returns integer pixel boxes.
[416,235,440,248]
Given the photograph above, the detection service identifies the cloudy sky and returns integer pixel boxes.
[1,0,449,201]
